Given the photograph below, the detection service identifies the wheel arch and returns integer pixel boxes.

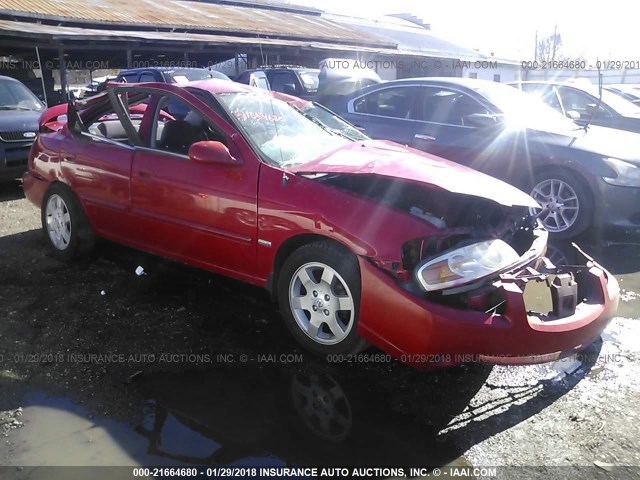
[532,163,598,204]
[267,234,355,301]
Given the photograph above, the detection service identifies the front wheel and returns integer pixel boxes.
[41,184,95,260]
[529,171,592,238]
[277,241,368,356]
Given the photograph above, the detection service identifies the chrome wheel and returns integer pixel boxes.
[530,178,580,233]
[288,262,355,345]
[291,373,352,441]
[45,194,72,250]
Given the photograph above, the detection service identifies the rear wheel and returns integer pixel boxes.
[41,184,95,260]
[529,170,592,238]
[277,241,368,356]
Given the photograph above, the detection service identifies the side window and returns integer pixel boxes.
[85,91,152,145]
[558,87,611,119]
[269,72,298,94]
[419,88,490,126]
[150,95,226,156]
[119,73,138,83]
[138,72,158,83]
[353,87,421,119]
[521,84,562,111]
[235,72,250,84]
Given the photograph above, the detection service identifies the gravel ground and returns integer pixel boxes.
[0,179,639,479]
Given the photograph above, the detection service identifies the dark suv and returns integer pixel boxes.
[0,76,44,182]
[234,66,320,100]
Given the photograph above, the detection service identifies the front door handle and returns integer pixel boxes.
[414,134,436,141]
[138,169,154,180]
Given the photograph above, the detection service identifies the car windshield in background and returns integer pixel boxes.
[476,83,576,131]
[0,78,44,111]
[299,71,320,91]
[216,91,349,166]
[302,102,368,141]
[581,86,640,115]
[166,69,229,84]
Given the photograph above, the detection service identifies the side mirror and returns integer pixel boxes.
[188,141,243,168]
[463,113,500,128]
[566,110,581,121]
[282,83,297,95]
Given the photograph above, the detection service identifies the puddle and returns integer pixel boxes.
[1,364,486,471]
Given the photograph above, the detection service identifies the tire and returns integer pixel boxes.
[277,241,368,356]
[529,170,593,239]
[41,183,95,261]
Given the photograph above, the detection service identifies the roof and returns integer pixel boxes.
[325,12,490,61]
[0,18,465,59]
[0,0,389,46]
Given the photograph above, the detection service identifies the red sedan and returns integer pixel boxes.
[23,80,619,368]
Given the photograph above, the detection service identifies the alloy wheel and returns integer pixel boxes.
[288,262,355,345]
[529,178,580,233]
[45,194,72,250]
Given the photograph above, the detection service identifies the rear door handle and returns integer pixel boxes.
[138,169,154,179]
[414,134,436,141]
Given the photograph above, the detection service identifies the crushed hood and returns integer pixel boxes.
[289,140,540,209]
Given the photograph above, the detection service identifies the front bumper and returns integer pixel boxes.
[595,178,640,232]
[357,245,619,369]
[0,142,32,181]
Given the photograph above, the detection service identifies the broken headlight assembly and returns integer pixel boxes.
[415,239,521,292]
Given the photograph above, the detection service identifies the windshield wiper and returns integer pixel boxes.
[291,104,356,141]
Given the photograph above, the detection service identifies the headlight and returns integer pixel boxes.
[415,239,520,292]
[603,157,640,187]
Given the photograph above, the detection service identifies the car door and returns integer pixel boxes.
[128,87,260,277]
[60,92,142,239]
[410,86,507,178]
[343,85,423,145]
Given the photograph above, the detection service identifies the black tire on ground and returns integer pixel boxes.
[41,183,95,261]
[277,241,369,356]
[530,169,593,239]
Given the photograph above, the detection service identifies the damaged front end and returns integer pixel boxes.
[309,172,618,367]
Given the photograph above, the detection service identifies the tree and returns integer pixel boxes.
[535,25,563,63]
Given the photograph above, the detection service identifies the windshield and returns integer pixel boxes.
[167,69,230,84]
[474,83,576,131]
[302,103,368,141]
[0,78,44,111]
[216,91,349,166]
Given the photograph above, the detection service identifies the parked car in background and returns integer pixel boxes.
[22,79,619,367]
[234,65,320,100]
[329,77,640,238]
[510,80,640,133]
[0,75,45,182]
[315,58,382,108]
[604,84,640,106]
[114,67,231,85]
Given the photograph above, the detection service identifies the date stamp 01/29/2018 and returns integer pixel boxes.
[522,59,640,70]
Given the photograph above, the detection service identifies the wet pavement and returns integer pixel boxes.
[0,180,639,479]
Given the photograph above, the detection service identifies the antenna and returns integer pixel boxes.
[583,61,602,131]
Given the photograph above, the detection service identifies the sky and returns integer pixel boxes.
[289,0,639,62]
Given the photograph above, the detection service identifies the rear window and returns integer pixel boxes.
[299,71,319,91]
